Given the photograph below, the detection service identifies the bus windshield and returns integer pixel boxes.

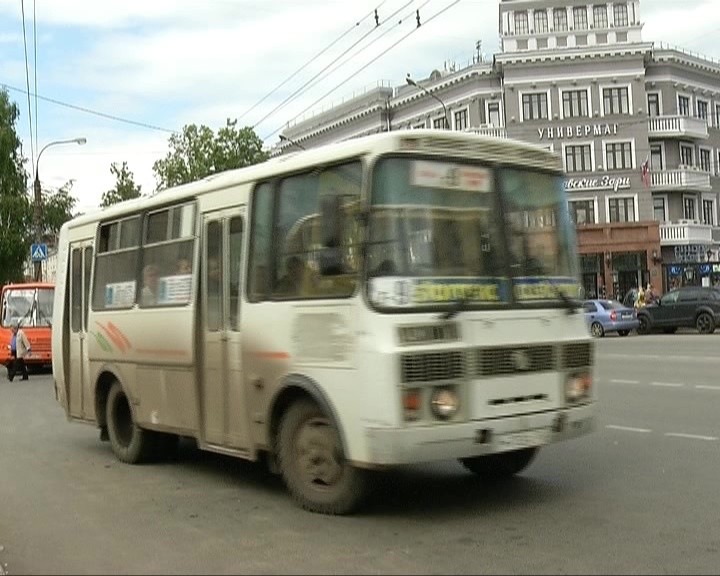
[367,156,579,309]
[1,287,55,327]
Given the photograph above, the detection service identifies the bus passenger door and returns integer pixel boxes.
[202,211,249,451]
[68,244,93,419]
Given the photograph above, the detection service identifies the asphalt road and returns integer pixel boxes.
[1,335,719,575]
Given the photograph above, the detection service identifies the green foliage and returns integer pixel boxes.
[101,161,142,207]
[0,89,31,282]
[42,179,78,239]
[152,118,268,190]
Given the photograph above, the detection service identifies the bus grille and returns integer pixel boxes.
[476,345,556,377]
[562,342,593,369]
[401,351,465,383]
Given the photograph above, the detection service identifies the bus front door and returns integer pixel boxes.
[201,211,249,452]
[68,244,93,419]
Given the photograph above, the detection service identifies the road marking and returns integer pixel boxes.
[650,382,684,388]
[605,425,652,433]
[695,385,720,391]
[610,379,640,384]
[664,432,718,442]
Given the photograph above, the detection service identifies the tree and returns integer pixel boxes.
[42,179,78,241]
[0,89,31,283]
[152,119,268,190]
[101,161,142,207]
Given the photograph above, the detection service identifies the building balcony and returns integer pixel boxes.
[660,220,714,246]
[650,168,711,192]
[648,115,708,140]
[466,126,507,139]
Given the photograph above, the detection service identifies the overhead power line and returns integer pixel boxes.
[0,82,177,134]
[33,0,37,163]
[265,0,461,141]
[252,0,416,130]
[20,0,35,174]
[239,0,388,123]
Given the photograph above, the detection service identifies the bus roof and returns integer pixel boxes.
[64,129,561,230]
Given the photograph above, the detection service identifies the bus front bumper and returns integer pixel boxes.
[364,403,594,466]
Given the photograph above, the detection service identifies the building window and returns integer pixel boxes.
[616,31,628,42]
[537,38,548,49]
[647,93,660,117]
[715,104,720,127]
[678,95,691,116]
[557,36,568,47]
[697,100,708,121]
[596,33,608,44]
[562,90,589,118]
[576,35,588,46]
[432,117,446,130]
[515,11,529,35]
[650,144,663,170]
[608,197,636,222]
[605,142,633,170]
[522,92,548,120]
[700,148,711,172]
[603,87,629,115]
[703,199,715,225]
[613,3,629,26]
[453,109,468,131]
[487,102,501,126]
[680,143,694,167]
[565,144,592,173]
[593,5,608,28]
[573,6,588,29]
[653,197,666,222]
[554,8,568,30]
[683,196,697,220]
[534,10,548,33]
[517,39,529,50]
[570,200,596,225]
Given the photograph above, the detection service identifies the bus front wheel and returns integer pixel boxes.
[460,447,538,480]
[106,381,156,464]
[277,399,368,515]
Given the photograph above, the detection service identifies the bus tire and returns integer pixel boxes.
[277,399,367,515]
[460,447,538,480]
[106,381,156,464]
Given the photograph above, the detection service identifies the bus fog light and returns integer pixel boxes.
[430,387,459,420]
[565,373,592,402]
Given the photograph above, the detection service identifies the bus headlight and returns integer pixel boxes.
[565,373,592,403]
[430,386,459,420]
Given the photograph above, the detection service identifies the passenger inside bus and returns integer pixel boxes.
[141,264,159,305]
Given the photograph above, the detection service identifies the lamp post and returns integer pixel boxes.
[406,75,449,129]
[33,137,87,281]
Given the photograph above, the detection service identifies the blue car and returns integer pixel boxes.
[582,299,639,337]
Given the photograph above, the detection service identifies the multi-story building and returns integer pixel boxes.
[276,0,720,298]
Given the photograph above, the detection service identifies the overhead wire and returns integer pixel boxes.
[33,0,37,160]
[239,0,389,122]
[264,0,462,140]
[0,82,177,134]
[20,0,35,175]
[252,0,416,130]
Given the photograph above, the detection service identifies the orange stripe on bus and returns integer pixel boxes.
[252,351,290,360]
[107,321,132,350]
[136,348,189,357]
[96,322,127,353]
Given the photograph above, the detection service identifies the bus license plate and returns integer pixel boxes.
[495,428,551,451]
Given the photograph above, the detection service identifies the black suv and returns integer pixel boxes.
[636,286,720,335]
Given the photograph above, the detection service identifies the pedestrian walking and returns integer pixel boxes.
[7,322,31,381]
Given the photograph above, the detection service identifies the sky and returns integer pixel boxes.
[1,0,719,214]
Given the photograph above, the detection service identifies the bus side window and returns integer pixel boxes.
[248,182,273,302]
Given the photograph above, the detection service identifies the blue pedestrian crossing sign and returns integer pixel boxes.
[31,243,48,262]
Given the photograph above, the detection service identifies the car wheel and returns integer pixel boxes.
[696,312,715,334]
[617,330,630,337]
[590,322,605,338]
[637,315,651,335]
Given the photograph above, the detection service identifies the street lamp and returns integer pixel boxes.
[33,137,87,281]
[406,75,449,129]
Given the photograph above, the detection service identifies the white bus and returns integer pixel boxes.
[52,130,595,514]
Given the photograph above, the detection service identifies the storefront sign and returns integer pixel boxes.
[673,244,710,263]
[537,123,619,141]
[564,175,631,192]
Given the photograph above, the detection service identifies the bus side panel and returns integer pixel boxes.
[52,226,71,413]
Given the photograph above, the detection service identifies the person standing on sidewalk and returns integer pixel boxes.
[8,323,31,381]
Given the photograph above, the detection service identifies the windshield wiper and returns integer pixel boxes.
[439,296,469,321]
[547,282,577,315]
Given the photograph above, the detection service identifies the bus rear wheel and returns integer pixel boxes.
[460,447,538,480]
[106,381,157,464]
[277,400,368,515]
